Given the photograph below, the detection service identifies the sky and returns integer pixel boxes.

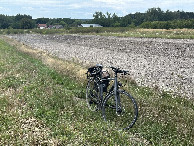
[0,0,194,19]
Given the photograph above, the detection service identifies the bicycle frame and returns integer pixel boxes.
[99,71,121,113]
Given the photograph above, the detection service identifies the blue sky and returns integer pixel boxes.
[0,0,194,19]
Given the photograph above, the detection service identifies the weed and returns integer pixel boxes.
[1,28,194,39]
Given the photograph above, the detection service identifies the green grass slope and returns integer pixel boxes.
[0,38,193,145]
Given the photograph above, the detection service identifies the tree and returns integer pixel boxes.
[145,7,164,21]
[0,15,9,28]
[120,15,132,27]
[128,22,135,28]
[11,14,35,29]
[113,21,120,27]
[59,21,67,27]
[15,14,32,21]
[92,11,120,27]
[70,20,82,27]
[11,22,21,29]
[164,10,176,21]
[93,11,106,26]
[35,18,50,24]
[133,12,145,26]
[20,18,34,29]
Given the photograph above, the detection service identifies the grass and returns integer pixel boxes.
[1,28,194,39]
[0,38,194,145]
[96,28,194,39]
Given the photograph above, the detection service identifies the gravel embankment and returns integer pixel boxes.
[8,34,194,98]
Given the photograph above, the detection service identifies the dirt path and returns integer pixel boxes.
[7,34,194,98]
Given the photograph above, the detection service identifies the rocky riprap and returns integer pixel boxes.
[8,34,194,98]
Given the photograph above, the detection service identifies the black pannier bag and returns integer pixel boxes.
[102,71,110,92]
[87,65,103,78]
[87,65,109,92]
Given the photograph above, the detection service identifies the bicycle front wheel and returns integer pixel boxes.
[86,78,100,111]
[102,90,138,130]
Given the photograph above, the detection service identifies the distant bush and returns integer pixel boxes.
[140,19,194,29]
[0,29,68,35]
[69,27,133,34]
[0,29,26,34]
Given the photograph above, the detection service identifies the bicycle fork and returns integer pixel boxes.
[98,83,104,110]
[114,76,122,116]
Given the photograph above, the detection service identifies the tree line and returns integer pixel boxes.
[1,8,194,29]
[0,14,82,29]
[91,8,194,29]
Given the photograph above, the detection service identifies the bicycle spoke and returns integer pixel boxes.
[102,90,138,130]
[86,78,100,111]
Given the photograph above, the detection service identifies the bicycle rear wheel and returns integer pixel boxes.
[86,78,100,111]
[102,90,138,130]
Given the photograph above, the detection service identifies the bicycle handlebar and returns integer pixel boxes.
[86,65,128,79]
[110,66,129,75]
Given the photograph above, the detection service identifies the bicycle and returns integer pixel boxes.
[86,64,138,130]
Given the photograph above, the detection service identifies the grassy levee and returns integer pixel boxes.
[0,38,194,145]
[1,28,194,39]
[69,28,194,39]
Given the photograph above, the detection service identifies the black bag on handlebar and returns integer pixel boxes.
[87,65,102,78]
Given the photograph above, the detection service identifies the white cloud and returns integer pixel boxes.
[66,2,96,9]
[93,0,126,5]
[0,6,11,13]
[22,7,34,11]
[1,0,62,7]
[0,0,194,18]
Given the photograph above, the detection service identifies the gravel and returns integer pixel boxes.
[8,34,194,98]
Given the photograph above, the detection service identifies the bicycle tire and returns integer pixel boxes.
[102,90,138,130]
[86,78,100,111]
